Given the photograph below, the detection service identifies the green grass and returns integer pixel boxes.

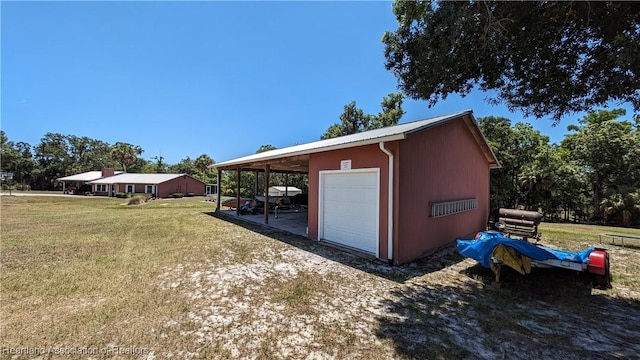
[0,196,246,357]
[1,189,62,194]
[2,196,639,359]
[540,222,640,291]
[540,222,640,248]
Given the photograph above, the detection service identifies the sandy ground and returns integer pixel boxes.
[156,238,640,359]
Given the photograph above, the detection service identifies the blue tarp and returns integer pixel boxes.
[457,231,594,269]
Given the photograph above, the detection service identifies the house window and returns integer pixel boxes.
[431,198,477,218]
[125,184,135,193]
[145,185,154,194]
[96,184,107,192]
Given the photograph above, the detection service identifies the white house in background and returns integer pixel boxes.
[59,168,207,198]
[268,186,303,197]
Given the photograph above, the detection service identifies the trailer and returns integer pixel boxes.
[460,208,611,288]
[457,230,610,288]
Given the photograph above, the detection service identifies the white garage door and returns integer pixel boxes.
[320,170,379,256]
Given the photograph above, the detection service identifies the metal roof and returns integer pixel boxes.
[57,171,123,182]
[88,173,198,185]
[216,110,500,169]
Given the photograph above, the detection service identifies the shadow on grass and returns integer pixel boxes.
[204,211,465,283]
[375,263,640,359]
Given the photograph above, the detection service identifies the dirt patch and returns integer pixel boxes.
[158,238,640,359]
[159,247,396,359]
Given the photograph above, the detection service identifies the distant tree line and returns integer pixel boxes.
[480,109,640,227]
[2,107,639,227]
[0,131,216,190]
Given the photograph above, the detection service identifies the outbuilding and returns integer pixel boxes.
[214,110,500,265]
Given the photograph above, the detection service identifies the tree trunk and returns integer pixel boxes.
[593,176,602,221]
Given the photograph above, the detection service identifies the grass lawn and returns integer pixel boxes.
[0,190,62,195]
[1,195,639,359]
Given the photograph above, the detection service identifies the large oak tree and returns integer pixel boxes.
[383,1,640,122]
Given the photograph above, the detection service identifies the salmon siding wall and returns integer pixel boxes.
[308,143,396,260]
[396,117,490,264]
[157,176,206,198]
[107,176,205,198]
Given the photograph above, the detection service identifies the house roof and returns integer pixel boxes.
[58,170,123,182]
[88,173,202,185]
[215,110,500,170]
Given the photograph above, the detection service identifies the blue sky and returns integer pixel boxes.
[2,1,635,165]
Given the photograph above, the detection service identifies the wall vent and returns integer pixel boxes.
[431,198,477,218]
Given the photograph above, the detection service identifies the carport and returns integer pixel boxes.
[218,209,309,237]
[214,154,310,230]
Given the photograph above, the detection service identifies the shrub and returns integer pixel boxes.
[115,193,128,198]
[186,192,195,197]
[127,196,146,206]
[169,192,184,198]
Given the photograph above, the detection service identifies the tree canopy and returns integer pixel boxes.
[256,145,277,153]
[562,109,640,224]
[478,108,640,226]
[194,154,215,174]
[321,93,405,139]
[383,1,640,122]
[0,132,216,190]
[110,142,143,173]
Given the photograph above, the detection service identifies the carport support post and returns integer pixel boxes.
[285,173,289,196]
[254,171,259,196]
[236,168,241,216]
[264,165,270,224]
[215,168,221,212]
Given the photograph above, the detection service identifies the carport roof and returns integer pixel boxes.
[216,110,500,171]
